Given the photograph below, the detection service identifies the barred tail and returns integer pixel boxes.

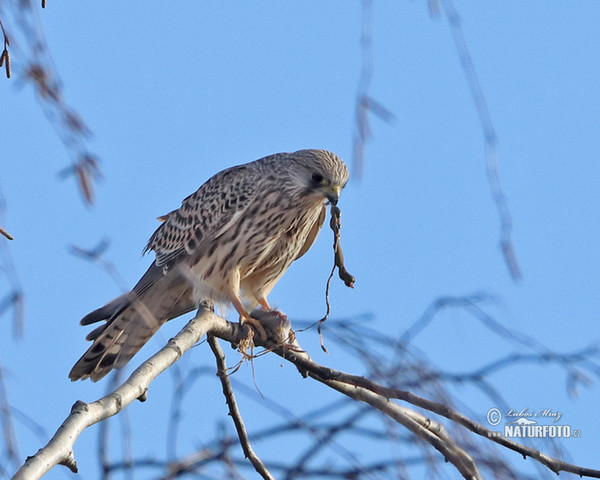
[69,265,195,382]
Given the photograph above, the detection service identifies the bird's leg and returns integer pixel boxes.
[231,294,267,340]
[257,297,271,311]
[256,295,291,326]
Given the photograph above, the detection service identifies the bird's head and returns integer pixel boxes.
[290,149,349,205]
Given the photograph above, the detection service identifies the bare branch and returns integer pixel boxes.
[12,308,229,480]
[439,0,521,281]
[166,365,214,462]
[0,4,101,204]
[69,239,130,293]
[352,0,394,179]
[208,336,275,480]
[269,343,481,479]
[269,343,600,479]
[0,189,25,338]
[14,309,600,479]
[284,404,376,478]
[0,17,10,79]
[0,362,20,472]
[227,383,373,474]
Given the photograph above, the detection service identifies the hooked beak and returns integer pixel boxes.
[322,185,342,205]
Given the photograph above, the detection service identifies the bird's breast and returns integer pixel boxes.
[189,199,324,302]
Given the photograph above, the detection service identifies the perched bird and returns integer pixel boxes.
[69,149,349,381]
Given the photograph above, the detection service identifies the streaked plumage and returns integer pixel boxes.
[69,149,349,381]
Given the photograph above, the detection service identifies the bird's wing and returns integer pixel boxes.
[70,162,266,382]
[144,162,261,269]
[294,204,327,260]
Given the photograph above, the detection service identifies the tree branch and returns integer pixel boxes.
[268,344,481,479]
[439,0,521,281]
[12,308,235,480]
[13,308,600,479]
[208,335,275,480]
[269,343,600,479]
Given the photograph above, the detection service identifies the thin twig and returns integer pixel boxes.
[0,19,9,48]
[269,344,481,479]
[0,226,13,240]
[284,405,372,480]
[229,382,371,472]
[0,18,10,79]
[2,2,101,204]
[98,370,126,480]
[352,0,394,179]
[0,362,20,471]
[439,0,522,281]
[0,189,25,337]
[208,336,275,480]
[69,239,129,293]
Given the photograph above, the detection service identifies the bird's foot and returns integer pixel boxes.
[240,315,267,341]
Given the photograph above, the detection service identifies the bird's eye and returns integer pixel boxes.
[311,173,324,184]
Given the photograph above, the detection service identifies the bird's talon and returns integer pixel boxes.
[241,316,267,341]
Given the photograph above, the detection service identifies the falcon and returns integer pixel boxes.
[69,149,349,381]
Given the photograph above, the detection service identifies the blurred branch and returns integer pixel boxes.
[352,0,519,279]
[227,383,374,474]
[352,0,395,179]
[69,239,130,293]
[284,405,370,478]
[428,0,441,16]
[0,189,24,338]
[271,343,600,479]
[97,370,133,480]
[0,362,20,472]
[316,373,481,479]
[316,295,600,436]
[166,365,214,461]
[0,2,101,205]
[439,0,522,281]
[14,308,600,479]
[393,293,599,396]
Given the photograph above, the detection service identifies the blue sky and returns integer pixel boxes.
[1,2,600,478]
